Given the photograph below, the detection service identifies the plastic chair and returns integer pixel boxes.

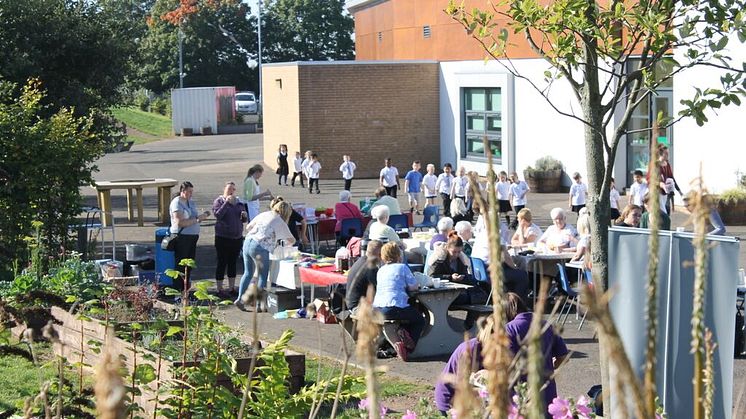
[577,269,594,330]
[387,214,409,231]
[413,205,438,231]
[470,257,491,305]
[337,217,363,246]
[555,263,580,328]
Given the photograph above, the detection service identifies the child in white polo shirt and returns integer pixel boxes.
[569,172,588,213]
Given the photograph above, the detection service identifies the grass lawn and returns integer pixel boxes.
[111,107,173,144]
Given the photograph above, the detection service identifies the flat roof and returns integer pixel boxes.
[346,0,388,13]
[262,60,438,68]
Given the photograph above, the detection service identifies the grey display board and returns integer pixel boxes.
[608,227,739,419]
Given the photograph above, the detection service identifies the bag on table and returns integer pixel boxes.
[161,227,183,251]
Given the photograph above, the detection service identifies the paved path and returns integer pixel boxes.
[83,133,746,412]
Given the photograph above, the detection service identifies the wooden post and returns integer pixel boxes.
[136,188,144,226]
[126,188,134,221]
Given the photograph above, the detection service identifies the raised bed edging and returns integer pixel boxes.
[49,306,305,415]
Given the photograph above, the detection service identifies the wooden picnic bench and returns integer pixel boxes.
[92,178,178,227]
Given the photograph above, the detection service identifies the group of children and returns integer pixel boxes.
[275,145,323,194]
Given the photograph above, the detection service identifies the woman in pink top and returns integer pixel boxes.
[334,190,363,233]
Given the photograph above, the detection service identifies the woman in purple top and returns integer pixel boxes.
[429,217,454,250]
[434,293,569,415]
[212,181,247,297]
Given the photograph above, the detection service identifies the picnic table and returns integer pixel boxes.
[409,282,473,358]
[512,250,575,303]
[92,178,178,226]
[298,264,345,306]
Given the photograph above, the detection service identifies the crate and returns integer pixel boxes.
[267,286,328,314]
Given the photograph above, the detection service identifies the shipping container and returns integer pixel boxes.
[171,86,236,135]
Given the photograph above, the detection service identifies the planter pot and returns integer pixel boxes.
[49,305,305,415]
[524,169,563,193]
[718,199,746,225]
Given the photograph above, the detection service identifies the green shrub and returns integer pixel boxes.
[718,187,746,205]
[525,156,564,176]
[135,93,150,112]
[151,96,170,116]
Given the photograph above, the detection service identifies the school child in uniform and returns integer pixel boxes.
[435,163,454,217]
[308,154,321,194]
[404,161,424,214]
[422,164,438,207]
[291,151,304,187]
[569,172,588,213]
[508,172,529,229]
[496,171,513,226]
[339,155,357,191]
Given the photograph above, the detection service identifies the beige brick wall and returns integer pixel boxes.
[262,62,441,180]
[262,65,301,169]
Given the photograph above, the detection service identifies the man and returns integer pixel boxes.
[379,157,400,198]
[345,240,383,312]
[640,192,671,231]
[370,186,402,215]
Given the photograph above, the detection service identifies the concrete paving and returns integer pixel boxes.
[81,133,746,412]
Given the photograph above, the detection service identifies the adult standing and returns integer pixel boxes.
[243,164,273,221]
[276,144,289,186]
[270,196,309,252]
[379,157,400,198]
[236,200,296,312]
[170,181,209,292]
[212,181,246,297]
[656,143,682,214]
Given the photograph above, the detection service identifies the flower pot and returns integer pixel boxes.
[524,169,563,193]
[718,199,746,225]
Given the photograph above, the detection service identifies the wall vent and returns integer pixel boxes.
[423,25,431,38]
[378,32,382,42]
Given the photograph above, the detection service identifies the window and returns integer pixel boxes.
[463,88,502,161]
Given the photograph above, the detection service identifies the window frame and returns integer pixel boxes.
[461,87,503,163]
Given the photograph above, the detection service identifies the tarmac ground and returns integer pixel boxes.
[81,133,746,414]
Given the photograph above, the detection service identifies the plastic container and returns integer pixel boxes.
[155,228,174,286]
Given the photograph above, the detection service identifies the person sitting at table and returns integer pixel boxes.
[614,204,642,227]
[449,198,469,225]
[511,208,543,247]
[640,192,671,231]
[454,221,473,256]
[334,190,363,237]
[571,210,591,263]
[367,205,404,246]
[236,200,296,312]
[538,207,578,252]
[370,186,402,216]
[429,217,454,250]
[346,240,383,313]
[433,293,569,415]
[427,232,473,281]
[373,242,425,361]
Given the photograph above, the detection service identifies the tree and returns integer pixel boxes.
[448,0,746,416]
[139,0,258,94]
[0,80,107,279]
[262,0,355,62]
[0,0,142,116]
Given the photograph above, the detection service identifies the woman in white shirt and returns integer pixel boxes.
[538,207,579,251]
[236,200,295,311]
[243,164,273,221]
[367,205,402,245]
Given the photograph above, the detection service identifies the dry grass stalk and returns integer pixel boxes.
[329,320,353,418]
[644,140,661,416]
[582,287,647,418]
[703,328,717,419]
[355,287,383,419]
[526,278,550,418]
[451,336,481,417]
[466,142,510,419]
[237,290,262,418]
[94,342,127,419]
[689,170,709,419]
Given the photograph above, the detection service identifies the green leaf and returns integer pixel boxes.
[134,364,157,384]
[178,258,196,268]
[164,287,181,296]
[166,326,182,337]
[164,269,180,279]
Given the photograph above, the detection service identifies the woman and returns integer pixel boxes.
[449,198,469,224]
[367,205,403,246]
[571,210,592,263]
[656,143,681,214]
[276,144,289,186]
[270,196,309,252]
[427,232,473,281]
[373,242,424,361]
[212,181,247,297]
[243,164,274,220]
[334,190,363,236]
[434,293,569,415]
[429,217,454,250]
[511,208,543,247]
[538,208,578,251]
[615,204,642,227]
[454,220,473,256]
[236,200,296,312]
[170,181,209,292]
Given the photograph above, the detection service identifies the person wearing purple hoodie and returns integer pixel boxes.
[212,181,247,297]
[433,293,569,415]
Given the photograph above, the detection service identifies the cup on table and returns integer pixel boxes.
[676,227,685,232]
[432,278,442,289]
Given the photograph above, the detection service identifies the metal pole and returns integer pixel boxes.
[178,27,184,88]
[257,0,262,114]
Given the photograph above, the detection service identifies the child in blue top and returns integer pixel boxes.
[404,160,424,214]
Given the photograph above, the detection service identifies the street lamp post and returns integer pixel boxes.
[178,27,184,88]
[257,0,263,114]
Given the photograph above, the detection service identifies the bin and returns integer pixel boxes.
[155,228,174,286]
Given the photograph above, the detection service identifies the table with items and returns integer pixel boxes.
[511,248,575,302]
[409,281,473,358]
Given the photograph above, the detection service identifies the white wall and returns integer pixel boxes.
[171,87,221,135]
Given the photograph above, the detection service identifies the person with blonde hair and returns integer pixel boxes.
[511,208,543,246]
[571,210,592,263]
[449,197,468,224]
[614,204,642,227]
[236,199,296,312]
[373,242,424,361]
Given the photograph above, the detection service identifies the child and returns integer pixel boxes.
[301,150,312,187]
[496,171,512,225]
[307,153,321,194]
[610,177,621,220]
[404,161,424,214]
[569,172,588,213]
[422,164,438,207]
[379,157,400,198]
[276,144,289,186]
[339,155,357,191]
[508,172,529,229]
[435,163,454,217]
[628,169,648,207]
[450,166,468,201]
[291,151,304,187]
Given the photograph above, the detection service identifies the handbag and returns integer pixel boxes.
[161,227,184,251]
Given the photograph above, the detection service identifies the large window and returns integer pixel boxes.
[463,88,502,161]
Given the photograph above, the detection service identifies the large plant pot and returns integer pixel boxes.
[524,169,563,193]
[718,199,746,225]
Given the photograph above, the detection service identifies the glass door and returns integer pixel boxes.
[625,90,673,185]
